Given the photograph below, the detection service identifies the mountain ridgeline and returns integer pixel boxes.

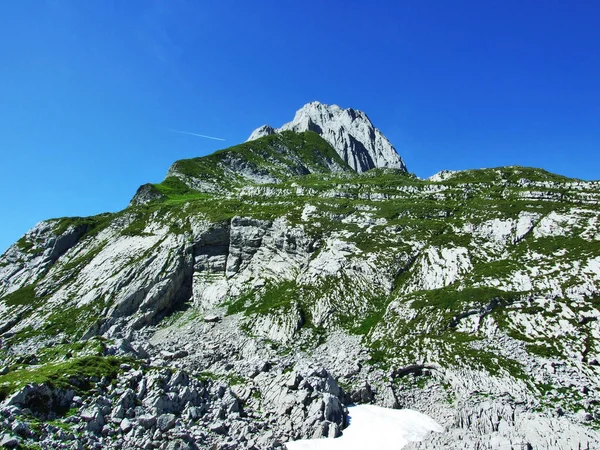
[1,103,600,449]
[131,130,353,205]
[247,101,407,173]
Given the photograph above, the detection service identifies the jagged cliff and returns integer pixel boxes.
[1,110,600,449]
[247,101,407,173]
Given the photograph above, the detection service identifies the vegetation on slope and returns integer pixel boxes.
[0,355,129,400]
[157,130,353,197]
[3,130,600,425]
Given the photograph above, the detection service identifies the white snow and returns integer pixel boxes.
[285,405,443,450]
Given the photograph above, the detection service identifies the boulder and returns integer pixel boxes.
[138,414,157,429]
[323,393,345,425]
[157,413,177,432]
[11,420,30,437]
[0,434,19,449]
[6,384,74,414]
[204,314,221,323]
[350,382,374,404]
[81,406,105,433]
[120,417,133,433]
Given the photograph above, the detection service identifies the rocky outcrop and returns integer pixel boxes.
[130,184,165,207]
[0,219,92,297]
[247,101,407,173]
[0,346,349,449]
[5,384,74,415]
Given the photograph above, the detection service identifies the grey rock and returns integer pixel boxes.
[173,350,188,359]
[350,382,375,404]
[247,101,407,173]
[120,417,133,433]
[169,370,189,388]
[130,183,166,207]
[285,371,302,390]
[117,388,137,411]
[81,406,105,433]
[107,338,137,356]
[204,314,221,323]
[322,394,345,425]
[157,413,177,432]
[160,351,175,361]
[0,405,20,418]
[6,384,74,414]
[111,404,125,420]
[137,377,148,400]
[0,434,19,449]
[164,440,192,450]
[311,421,330,439]
[10,420,29,437]
[209,421,229,435]
[185,406,205,420]
[138,414,157,429]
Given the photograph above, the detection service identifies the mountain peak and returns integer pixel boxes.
[247,102,407,173]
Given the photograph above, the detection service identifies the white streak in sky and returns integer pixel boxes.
[168,128,225,141]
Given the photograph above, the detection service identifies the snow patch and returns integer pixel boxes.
[286,405,443,450]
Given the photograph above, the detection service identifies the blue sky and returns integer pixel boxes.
[1,0,599,253]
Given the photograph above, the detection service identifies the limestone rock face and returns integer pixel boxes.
[247,101,407,173]
[0,220,91,298]
[247,124,276,141]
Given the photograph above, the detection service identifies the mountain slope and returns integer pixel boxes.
[131,130,352,205]
[248,101,407,173]
[1,128,600,449]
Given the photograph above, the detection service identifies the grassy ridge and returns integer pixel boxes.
[162,130,352,197]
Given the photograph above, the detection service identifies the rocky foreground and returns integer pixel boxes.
[0,317,354,449]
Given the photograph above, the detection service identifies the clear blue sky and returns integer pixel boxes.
[1,0,599,253]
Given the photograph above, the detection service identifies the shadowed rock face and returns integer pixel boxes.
[247,101,407,173]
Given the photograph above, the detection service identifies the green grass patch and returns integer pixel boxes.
[53,215,108,237]
[41,299,108,339]
[0,356,129,400]
[195,370,246,386]
[16,236,37,254]
[409,286,521,314]
[1,284,43,308]
[226,281,298,316]
[441,166,574,184]
[158,131,353,197]
[36,338,106,364]
[526,342,561,358]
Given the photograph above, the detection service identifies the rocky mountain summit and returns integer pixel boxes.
[1,109,600,449]
[247,102,407,173]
